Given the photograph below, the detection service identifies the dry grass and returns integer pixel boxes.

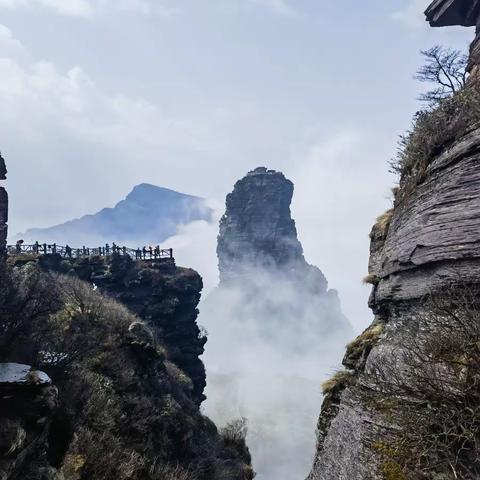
[391,86,480,198]
[347,324,384,355]
[321,370,355,395]
[377,210,394,238]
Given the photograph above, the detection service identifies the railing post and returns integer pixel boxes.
[170,248,173,258]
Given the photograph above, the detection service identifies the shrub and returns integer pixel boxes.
[368,286,480,479]
[220,418,250,457]
[391,86,480,199]
[363,273,379,286]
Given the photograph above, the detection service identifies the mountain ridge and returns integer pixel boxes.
[17,183,213,247]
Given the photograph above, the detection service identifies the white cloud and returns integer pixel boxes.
[0,0,92,16]
[392,0,427,29]
[249,0,298,17]
[0,26,227,234]
[0,0,176,17]
[290,129,394,333]
[0,24,27,58]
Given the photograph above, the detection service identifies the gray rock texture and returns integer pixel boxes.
[307,6,480,479]
[218,167,306,284]
[0,153,7,259]
[215,166,351,345]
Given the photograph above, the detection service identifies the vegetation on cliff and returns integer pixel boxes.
[391,46,480,201]
[367,287,480,479]
[0,256,254,480]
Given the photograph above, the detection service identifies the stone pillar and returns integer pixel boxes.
[0,154,7,259]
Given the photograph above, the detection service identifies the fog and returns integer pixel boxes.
[200,278,350,479]
[167,208,353,479]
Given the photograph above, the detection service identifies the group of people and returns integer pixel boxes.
[12,240,171,260]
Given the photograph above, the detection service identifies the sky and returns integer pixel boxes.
[0,0,473,332]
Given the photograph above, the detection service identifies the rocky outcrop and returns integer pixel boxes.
[307,5,480,479]
[0,154,7,259]
[1,160,253,479]
[218,167,306,283]
[214,166,351,343]
[0,364,58,480]
[1,255,253,480]
[35,254,207,405]
[203,167,351,480]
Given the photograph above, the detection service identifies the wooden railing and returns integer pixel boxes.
[7,243,173,260]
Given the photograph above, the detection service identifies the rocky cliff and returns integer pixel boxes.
[307,4,480,480]
[202,167,351,480]
[218,167,306,283]
[39,254,208,405]
[0,156,253,480]
[214,166,350,344]
[0,253,253,480]
[0,154,7,259]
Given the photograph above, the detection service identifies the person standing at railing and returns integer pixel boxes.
[65,245,72,258]
[15,239,23,253]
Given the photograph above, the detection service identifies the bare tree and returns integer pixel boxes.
[415,45,468,104]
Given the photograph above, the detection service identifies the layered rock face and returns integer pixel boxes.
[0,154,7,259]
[307,5,480,479]
[218,167,306,283]
[203,167,351,480]
[215,167,349,343]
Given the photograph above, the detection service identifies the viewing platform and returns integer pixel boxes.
[7,242,174,261]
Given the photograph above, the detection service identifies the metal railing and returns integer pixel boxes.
[7,243,174,261]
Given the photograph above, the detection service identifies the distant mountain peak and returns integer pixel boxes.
[17,184,213,247]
